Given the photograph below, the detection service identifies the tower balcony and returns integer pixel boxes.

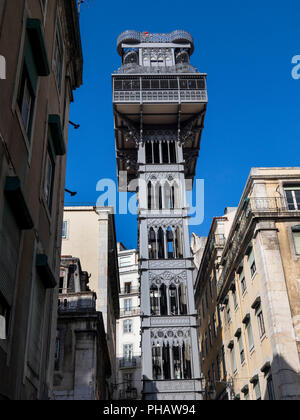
[113,74,207,106]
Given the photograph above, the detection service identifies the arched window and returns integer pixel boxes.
[165,182,175,210]
[167,227,174,259]
[169,284,178,315]
[143,55,150,67]
[152,346,162,379]
[175,227,183,259]
[148,228,157,259]
[147,181,153,210]
[157,227,165,259]
[162,343,171,379]
[183,343,192,379]
[159,284,168,316]
[179,284,187,315]
[173,345,182,379]
[150,285,160,315]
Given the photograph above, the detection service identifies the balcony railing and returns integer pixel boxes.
[120,286,140,295]
[58,292,96,313]
[119,307,141,317]
[217,196,299,297]
[113,75,207,104]
[119,357,140,369]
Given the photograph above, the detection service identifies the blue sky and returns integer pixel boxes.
[65,0,300,250]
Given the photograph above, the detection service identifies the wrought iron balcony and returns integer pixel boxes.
[119,357,140,369]
[112,75,207,104]
[117,30,194,55]
[115,63,199,75]
[120,286,140,296]
[119,307,141,317]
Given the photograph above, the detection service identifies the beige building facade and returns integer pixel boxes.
[61,206,120,398]
[0,0,82,400]
[195,168,300,400]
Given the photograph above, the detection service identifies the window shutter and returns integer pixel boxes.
[0,200,20,306]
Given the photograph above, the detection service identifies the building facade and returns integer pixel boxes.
[0,0,82,400]
[195,168,300,400]
[53,256,111,400]
[61,206,120,399]
[193,209,236,400]
[116,244,142,400]
[113,30,207,400]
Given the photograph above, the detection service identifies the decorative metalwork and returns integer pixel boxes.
[117,30,194,55]
[115,63,198,75]
[117,149,138,171]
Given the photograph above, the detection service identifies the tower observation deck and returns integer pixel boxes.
[113,30,207,400]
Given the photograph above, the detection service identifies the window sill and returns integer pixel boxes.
[249,346,255,356]
[260,333,267,343]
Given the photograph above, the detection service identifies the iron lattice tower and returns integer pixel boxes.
[113,30,207,400]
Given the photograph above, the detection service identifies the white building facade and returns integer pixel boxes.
[116,244,142,400]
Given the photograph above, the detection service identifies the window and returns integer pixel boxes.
[292,226,300,255]
[124,299,132,313]
[230,345,237,374]
[243,388,250,400]
[284,187,300,211]
[123,372,133,388]
[226,301,231,324]
[124,282,132,294]
[0,293,10,340]
[247,247,257,278]
[62,221,68,239]
[239,268,247,294]
[53,23,64,92]
[244,316,254,351]
[232,286,238,309]
[267,375,275,400]
[253,379,262,400]
[123,319,133,333]
[18,64,35,137]
[257,309,266,338]
[237,333,245,364]
[124,344,133,361]
[44,146,55,210]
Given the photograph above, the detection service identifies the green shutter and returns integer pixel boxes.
[26,18,50,76]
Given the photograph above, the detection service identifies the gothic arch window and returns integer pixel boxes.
[124,51,138,65]
[159,284,168,316]
[175,227,184,259]
[183,342,192,379]
[179,283,188,315]
[167,227,174,259]
[152,346,162,379]
[148,227,157,259]
[169,284,179,315]
[157,227,165,259]
[147,181,153,210]
[150,285,160,315]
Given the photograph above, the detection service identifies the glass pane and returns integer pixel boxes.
[293,232,300,254]
[295,190,300,209]
[285,190,295,210]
